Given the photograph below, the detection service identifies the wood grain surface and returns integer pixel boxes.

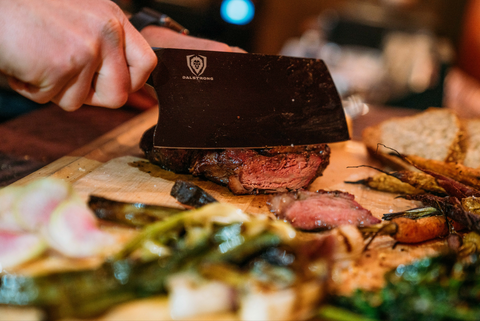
[1,109,449,320]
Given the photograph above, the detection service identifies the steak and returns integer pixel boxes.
[268,190,380,230]
[140,126,202,174]
[140,126,331,195]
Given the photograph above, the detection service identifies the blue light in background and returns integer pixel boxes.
[220,0,255,25]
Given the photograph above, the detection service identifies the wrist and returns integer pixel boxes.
[129,7,189,35]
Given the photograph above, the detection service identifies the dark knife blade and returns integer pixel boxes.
[148,48,349,149]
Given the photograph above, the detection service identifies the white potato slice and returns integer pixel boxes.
[239,287,296,321]
[0,230,47,270]
[239,281,324,321]
[44,199,114,258]
[167,272,234,319]
[13,178,73,231]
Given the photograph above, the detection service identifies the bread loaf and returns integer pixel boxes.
[463,119,480,168]
[362,108,466,170]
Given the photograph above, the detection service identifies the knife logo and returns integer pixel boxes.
[187,54,207,76]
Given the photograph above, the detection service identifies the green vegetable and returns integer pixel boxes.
[88,195,183,227]
[326,253,480,321]
[1,203,324,320]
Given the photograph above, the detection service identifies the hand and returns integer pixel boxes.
[140,26,246,53]
[0,0,157,111]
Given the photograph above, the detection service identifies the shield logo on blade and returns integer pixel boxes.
[186,54,207,76]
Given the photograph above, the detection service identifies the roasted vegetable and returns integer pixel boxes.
[402,194,480,233]
[360,207,463,244]
[0,203,333,320]
[170,180,217,208]
[346,173,423,194]
[322,253,480,321]
[406,155,480,189]
[346,169,446,196]
[417,168,480,199]
[88,195,183,227]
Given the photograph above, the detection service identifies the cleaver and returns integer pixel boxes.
[148,48,349,149]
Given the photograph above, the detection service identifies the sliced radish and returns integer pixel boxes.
[0,230,47,270]
[13,178,73,231]
[0,186,25,231]
[45,199,114,258]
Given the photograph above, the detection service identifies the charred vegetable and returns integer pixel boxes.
[0,203,333,320]
[406,155,480,189]
[402,194,480,233]
[322,253,480,321]
[170,180,217,208]
[346,169,446,195]
[346,173,423,194]
[360,207,463,245]
[88,195,183,227]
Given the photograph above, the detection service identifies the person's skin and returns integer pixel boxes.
[140,26,245,53]
[0,0,157,111]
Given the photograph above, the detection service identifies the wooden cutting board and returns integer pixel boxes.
[1,108,448,320]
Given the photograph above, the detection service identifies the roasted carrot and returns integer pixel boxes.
[363,216,464,244]
[406,155,480,189]
[390,216,452,243]
[403,194,480,233]
[419,168,480,199]
[361,206,465,244]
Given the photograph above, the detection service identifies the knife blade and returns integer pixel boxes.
[147,48,349,149]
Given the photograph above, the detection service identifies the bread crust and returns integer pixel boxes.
[362,108,466,170]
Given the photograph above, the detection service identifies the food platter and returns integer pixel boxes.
[0,108,452,320]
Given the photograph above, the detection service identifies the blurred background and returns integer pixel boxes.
[1,0,479,185]
[2,0,480,121]
[115,0,474,113]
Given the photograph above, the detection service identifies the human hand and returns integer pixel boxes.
[140,26,246,53]
[0,0,157,111]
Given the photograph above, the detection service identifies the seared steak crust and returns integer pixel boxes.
[140,126,330,195]
[140,126,203,173]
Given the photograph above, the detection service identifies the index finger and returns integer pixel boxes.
[123,21,157,93]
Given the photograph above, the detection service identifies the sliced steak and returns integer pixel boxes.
[140,126,330,195]
[268,190,380,230]
[191,146,330,194]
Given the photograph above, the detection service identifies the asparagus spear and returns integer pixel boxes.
[88,195,183,227]
[0,203,315,320]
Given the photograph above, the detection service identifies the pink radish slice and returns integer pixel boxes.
[45,199,114,258]
[13,178,73,231]
[0,230,47,270]
[0,186,25,231]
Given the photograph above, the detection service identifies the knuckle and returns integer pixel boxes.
[111,92,129,108]
[137,49,157,75]
[100,18,124,47]
[60,102,82,112]
[99,91,129,109]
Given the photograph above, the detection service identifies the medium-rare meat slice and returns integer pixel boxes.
[268,190,380,230]
[191,146,330,194]
[140,126,331,195]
